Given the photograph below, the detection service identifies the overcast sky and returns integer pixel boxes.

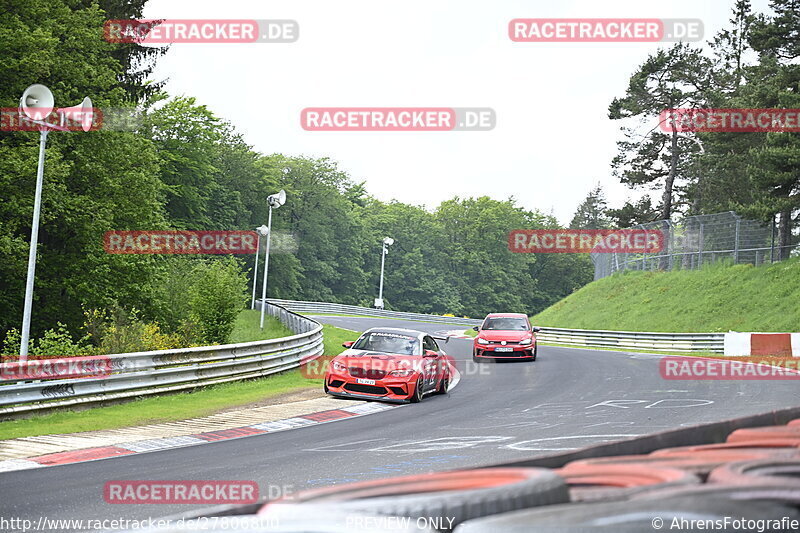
[143,0,771,225]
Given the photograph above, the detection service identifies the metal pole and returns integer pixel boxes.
[668,221,674,271]
[250,233,260,310]
[19,129,49,362]
[770,214,776,263]
[641,228,647,270]
[698,222,704,268]
[733,217,740,264]
[378,243,387,302]
[259,206,273,329]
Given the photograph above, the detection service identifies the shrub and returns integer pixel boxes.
[188,258,249,344]
[1,323,94,361]
[86,307,191,354]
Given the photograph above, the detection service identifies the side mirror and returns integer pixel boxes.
[532,327,541,333]
[472,326,479,332]
[342,341,354,348]
[424,350,438,357]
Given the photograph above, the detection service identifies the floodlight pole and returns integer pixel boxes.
[376,237,393,309]
[378,242,387,302]
[250,233,261,310]
[259,206,274,329]
[19,130,49,361]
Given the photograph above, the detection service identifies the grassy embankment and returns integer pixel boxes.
[532,258,800,333]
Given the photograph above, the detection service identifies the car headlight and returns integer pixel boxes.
[476,338,489,345]
[332,360,347,372]
[388,368,415,377]
[519,337,533,345]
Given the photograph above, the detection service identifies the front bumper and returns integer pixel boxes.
[325,389,410,403]
[324,372,416,402]
[474,345,535,359]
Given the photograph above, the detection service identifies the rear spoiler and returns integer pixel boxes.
[431,335,451,344]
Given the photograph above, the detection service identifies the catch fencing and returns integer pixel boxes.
[592,211,798,280]
[0,302,322,417]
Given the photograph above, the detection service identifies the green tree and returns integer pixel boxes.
[570,184,612,229]
[609,43,713,220]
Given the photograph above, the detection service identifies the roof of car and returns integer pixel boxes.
[484,313,529,318]
[363,327,425,339]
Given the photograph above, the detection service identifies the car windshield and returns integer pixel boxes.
[482,317,529,331]
[352,332,420,355]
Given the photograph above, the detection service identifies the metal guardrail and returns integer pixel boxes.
[266,299,481,326]
[266,299,724,353]
[0,303,323,417]
[535,327,724,353]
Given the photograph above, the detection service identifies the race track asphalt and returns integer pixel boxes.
[1,315,796,529]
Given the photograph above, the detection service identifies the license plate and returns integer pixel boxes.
[356,378,376,385]
[495,347,513,352]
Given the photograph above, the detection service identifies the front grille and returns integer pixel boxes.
[328,379,345,388]
[344,383,387,395]
[486,350,530,357]
[348,367,387,379]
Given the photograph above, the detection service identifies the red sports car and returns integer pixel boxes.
[324,327,451,403]
[472,313,540,362]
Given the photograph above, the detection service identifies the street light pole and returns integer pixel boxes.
[250,225,269,310]
[375,237,393,309]
[259,206,273,329]
[259,190,286,329]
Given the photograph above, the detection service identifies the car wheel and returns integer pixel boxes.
[531,344,537,361]
[323,380,330,394]
[410,376,424,403]
[435,373,449,395]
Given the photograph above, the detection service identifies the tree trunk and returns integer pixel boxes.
[662,130,679,221]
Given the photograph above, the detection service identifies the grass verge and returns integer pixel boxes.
[229,309,293,343]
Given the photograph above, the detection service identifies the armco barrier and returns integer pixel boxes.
[265,298,481,326]
[0,302,322,417]
[265,299,724,353]
[536,327,725,353]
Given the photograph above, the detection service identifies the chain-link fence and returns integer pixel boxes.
[592,211,799,280]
